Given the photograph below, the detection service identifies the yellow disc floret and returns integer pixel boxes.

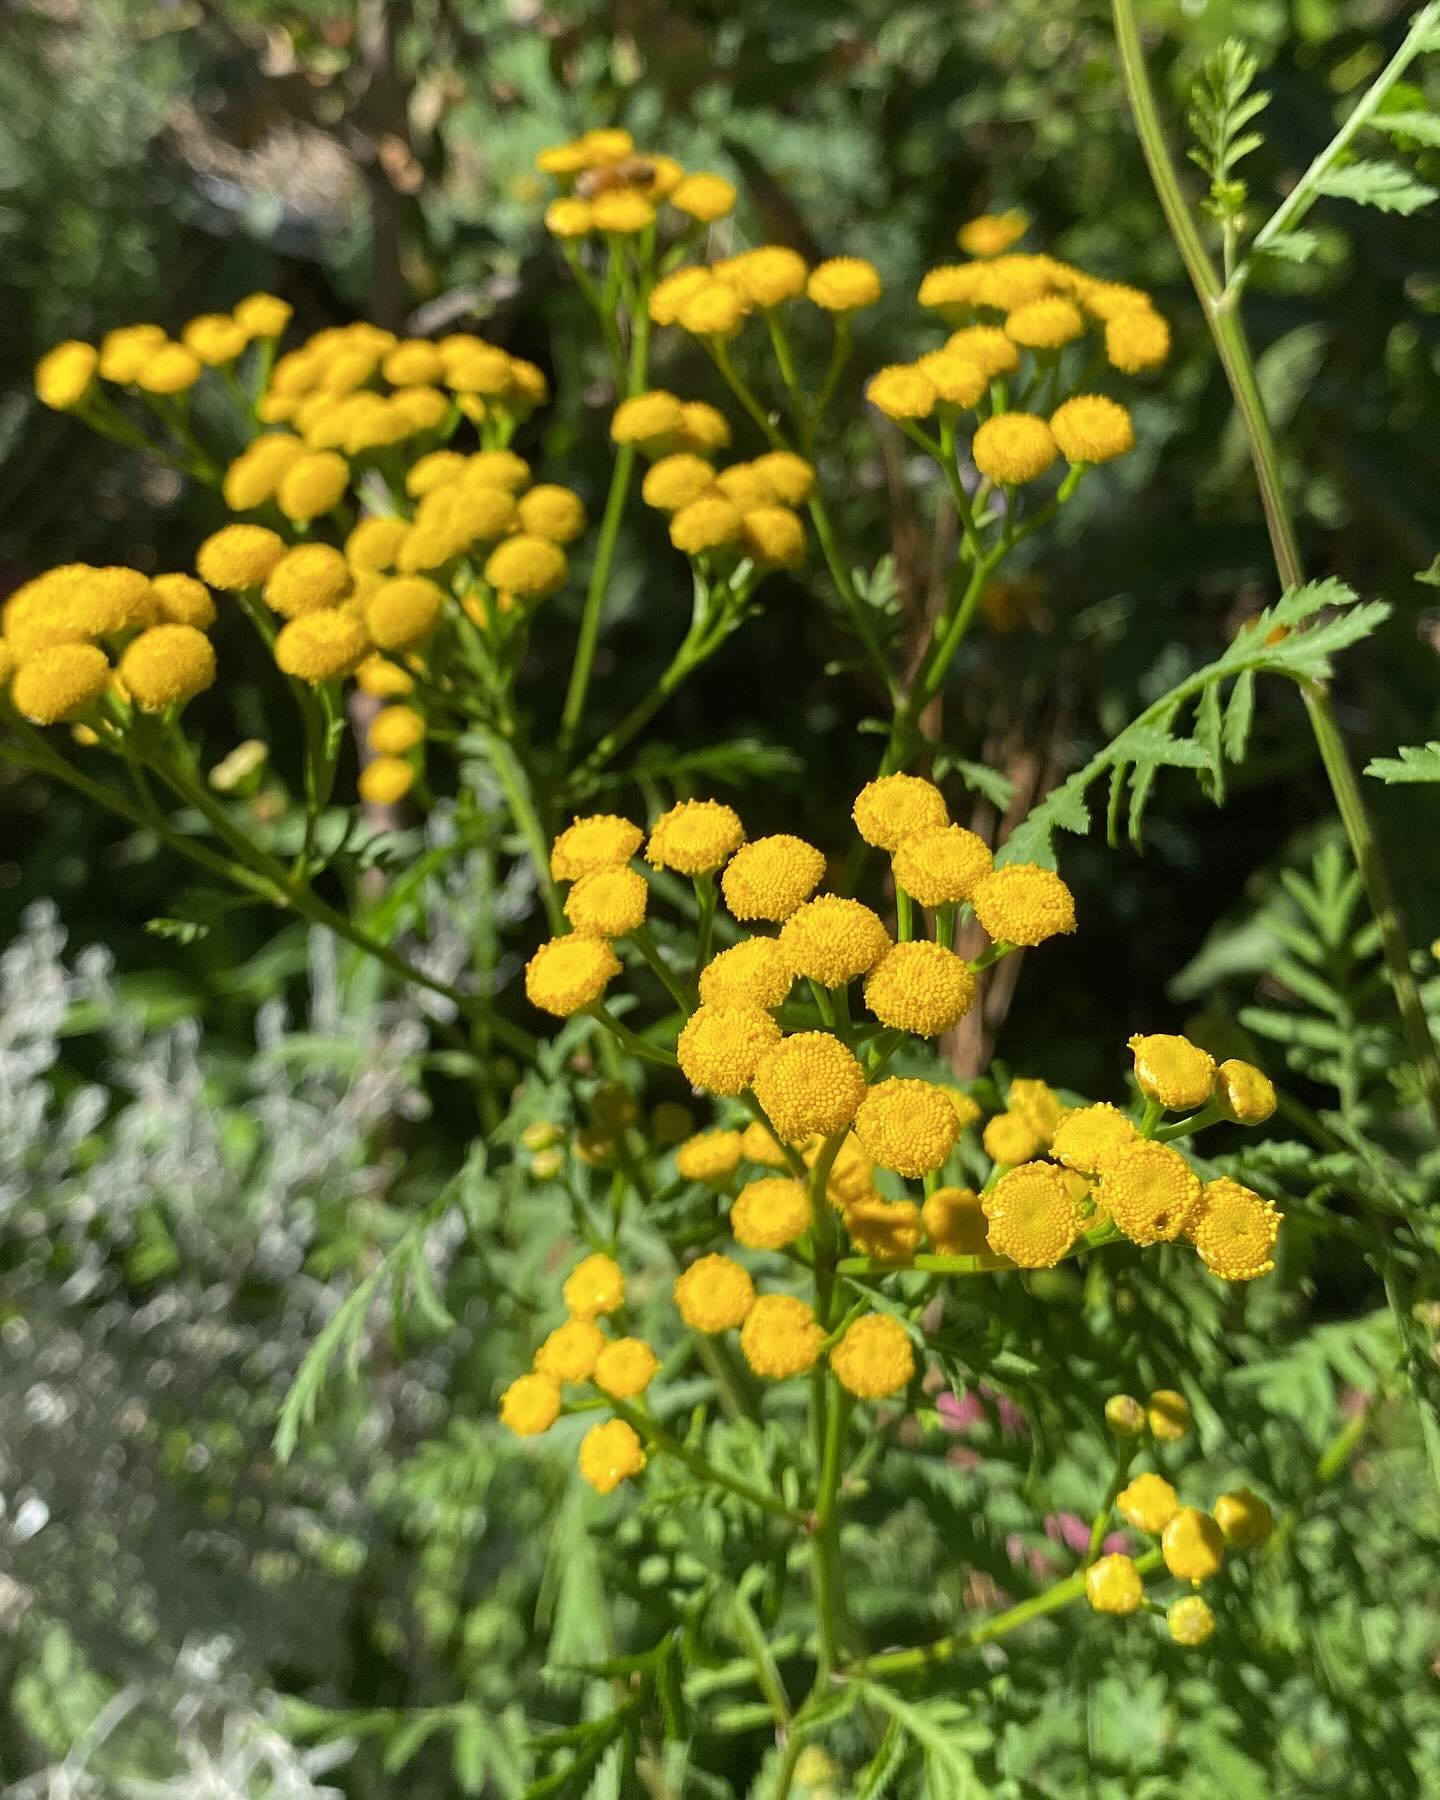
[1127,1033,1216,1111]
[670,173,736,220]
[1213,1487,1274,1549]
[551,814,643,880]
[670,494,744,553]
[564,866,649,938]
[971,863,1076,946]
[196,524,286,590]
[854,1078,959,1177]
[1214,1058,1277,1125]
[730,1176,810,1250]
[150,573,217,630]
[1105,308,1171,373]
[10,643,110,723]
[517,484,587,544]
[752,1033,868,1141]
[265,544,353,618]
[1147,1388,1191,1441]
[807,257,883,311]
[647,798,745,875]
[866,364,937,420]
[358,757,414,806]
[675,1129,745,1183]
[1168,1596,1216,1646]
[35,340,99,410]
[863,941,976,1038]
[971,414,1058,485]
[1117,1472,1180,1534]
[564,1253,626,1319]
[1086,1553,1143,1615]
[958,210,1028,256]
[643,454,719,512]
[1094,1139,1201,1245]
[524,934,622,1017]
[483,535,568,600]
[274,610,370,683]
[674,1253,755,1331]
[842,1195,921,1264]
[1050,1103,1137,1174]
[982,1111,1043,1167]
[594,1338,659,1399]
[922,1186,990,1256]
[368,705,426,755]
[852,774,949,851]
[740,1294,824,1379]
[677,1004,782,1096]
[698,938,794,1010]
[276,450,349,522]
[500,1371,561,1437]
[1005,297,1085,349]
[579,1419,647,1494]
[778,896,891,987]
[1050,395,1135,464]
[1162,1508,1225,1583]
[1185,1177,1282,1281]
[892,824,993,905]
[535,1318,605,1383]
[117,624,216,712]
[721,834,826,922]
[365,576,444,650]
[981,1162,1083,1267]
[830,1313,915,1399]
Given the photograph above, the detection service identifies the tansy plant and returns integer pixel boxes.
[8,84,1438,1798]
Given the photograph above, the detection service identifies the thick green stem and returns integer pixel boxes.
[560,442,636,755]
[1110,0,1440,1128]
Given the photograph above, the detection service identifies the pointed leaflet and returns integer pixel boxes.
[1313,159,1437,215]
[1364,742,1440,784]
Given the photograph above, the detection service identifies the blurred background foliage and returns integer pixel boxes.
[2,0,1439,1793]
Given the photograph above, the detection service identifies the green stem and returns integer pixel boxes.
[560,443,636,754]
[588,1001,678,1067]
[481,724,565,931]
[808,490,899,703]
[1110,0,1440,1132]
[631,924,691,1011]
[1084,1445,1135,1565]
[809,1378,851,1680]
[846,1546,1165,1678]
[607,1398,806,1526]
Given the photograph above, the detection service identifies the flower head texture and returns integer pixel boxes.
[740,1295,824,1379]
[751,452,816,505]
[674,1254,755,1332]
[728,246,808,307]
[564,866,648,938]
[197,524,286,590]
[275,611,370,684]
[741,1120,791,1169]
[699,938,794,1011]
[678,401,731,451]
[779,896,891,987]
[853,774,949,851]
[807,257,883,311]
[922,1186,989,1256]
[517,484,587,544]
[916,349,988,408]
[484,535,567,600]
[982,1111,1042,1168]
[971,414,1057,485]
[1214,1058,1277,1125]
[1050,395,1135,464]
[150,573,217,630]
[958,210,1028,256]
[643,454,718,512]
[670,494,744,553]
[647,798,745,875]
[277,451,349,523]
[1086,1553,1143,1614]
[579,1419,647,1494]
[1185,1177,1282,1281]
[1168,1596,1215,1646]
[830,1314,915,1399]
[945,325,1020,377]
[854,1078,959,1177]
[1213,1488,1274,1549]
[1094,1139,1201,1245]
[865,364,936,420]
[365,576,444,650]
[1105,308,1171,373]
[1147,1389,1191,1441]
[563,1253,626,1319]
[524,935,622,1017]
[730,1176,809,1250]
[741,507,806,568]
[1050,1103,1137,1174]
[892,824,993,905]
[265,544,354,618]
[671,173,736,220]
[981,1162,1082,1267]
[11,643,111,724]
[1105,1394,1147,1438]
[551,814,643,880]
[1117,1472,1179,1535]
[1128,1033,1216,1110]
[1005,297,1085,349]
[500,1372,561,1437]
[368,706,426,755]
[36,340,99,409]
[677,1004,782,1095]
[359,757,414,806]
[675,1129,745,1184]
[752,1033,867,1141]
[1162,1508,1225,1583]
[863,941,976,1037]
[612,391,686,445]
[118,625,216,712]
[721,834,825,921]
[594,1338,659,1399]
[843,1195,921,1264]
[971,863,1076,946]
[535,1318,605,1383]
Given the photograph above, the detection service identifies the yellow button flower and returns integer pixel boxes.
[483,535,567,600]
[358,757,414,806]
[728,246,809,307]
[675,1129,745,1183]
[671,172,736,220]
[265,544,353,618]
[1094,1139,1201,1245]
[183,312,249,365]
[1162,1507,1225,1583]
[972,413,1057,485]
[10,642,110,724]
[943,1087,982,1132]
[550,814,643,880]
[981,1162,1082,1267]
[594,1338,659,1399]
[749,451,815,505]
[1147,1388,1191,1441]
[1214,1058,1277,1125]
[1104,1394,1147,1438]
[753,1032,867,1141]
[807,257,883,311]
[367,705,425,756]
[500,1371,561,1437]
[1213,1487,1274,1549]
[647,797,745,875]
[563,1253,625,1319]
[721,834,826,922]
[365,575,444,650]
[854,1077,959,1177]
[670,494,744,553]
[1085,1553,1143,1614]
[612,390,686,445]
[922,1186,989,1256]
[971,863,1076,946]
[866,364,937,420]
[648,266,713,327]
[642,453,719,513]
[852,773,949,851]
[1127,1033,1216,1111]
[524,934,622,1018]
[916,349,989,409]
[98,323,167,384]
[813,1132,874,1207]
[274,610,370,684]
[741,506,806,568]
[1185,1176,1282,1281]
[117,624,216,713]
[564,866,648,939]
[830,1313,915,1399]
[150,573,216,630]
[863,941,976,1038]
[196,524,286,591]
[677,400,732,451]
[843,1194,921,1263]
[136,342,203,395]
[779,896,891,987]
[1117,1472,1180,1534]
[677,1003,782,1096]
[579,1418,647,1494]
[517,484,587,544]
[1007,1078,1068,1146]
[1050,394,1135,464]
[535,1318,605,1383]
[592,189,656,235]
[741,1119,791,1168]
[730,1176,810,1250]
[944,325,1020,378]
[699,938,794,1011]
[1004,296,1085,350]
[1167,1595,1215,1646]
[35,340,99,410]
[234,292,292,337]
[957,210,1028,256]
[1050,1103,1137,1174]
[740,1294,824,1379]
[1105,307,1171,373]
[354,655,414,699]
[982,1111,1042,1167]
[674,1253,755,1331]
[891,824,992,906]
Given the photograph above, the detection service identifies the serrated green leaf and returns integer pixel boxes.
[1372,109,1440,147]
[1417,555,1440,588]
[1260,228,1320,263]
[1195,678,1225,804]
[1224,669,1256,763]
[383,1713,445,1773]
[1315,159,1438,214]
[1363,742,1440,783]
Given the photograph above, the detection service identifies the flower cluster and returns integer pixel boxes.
[1087,1387,1275,1646]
